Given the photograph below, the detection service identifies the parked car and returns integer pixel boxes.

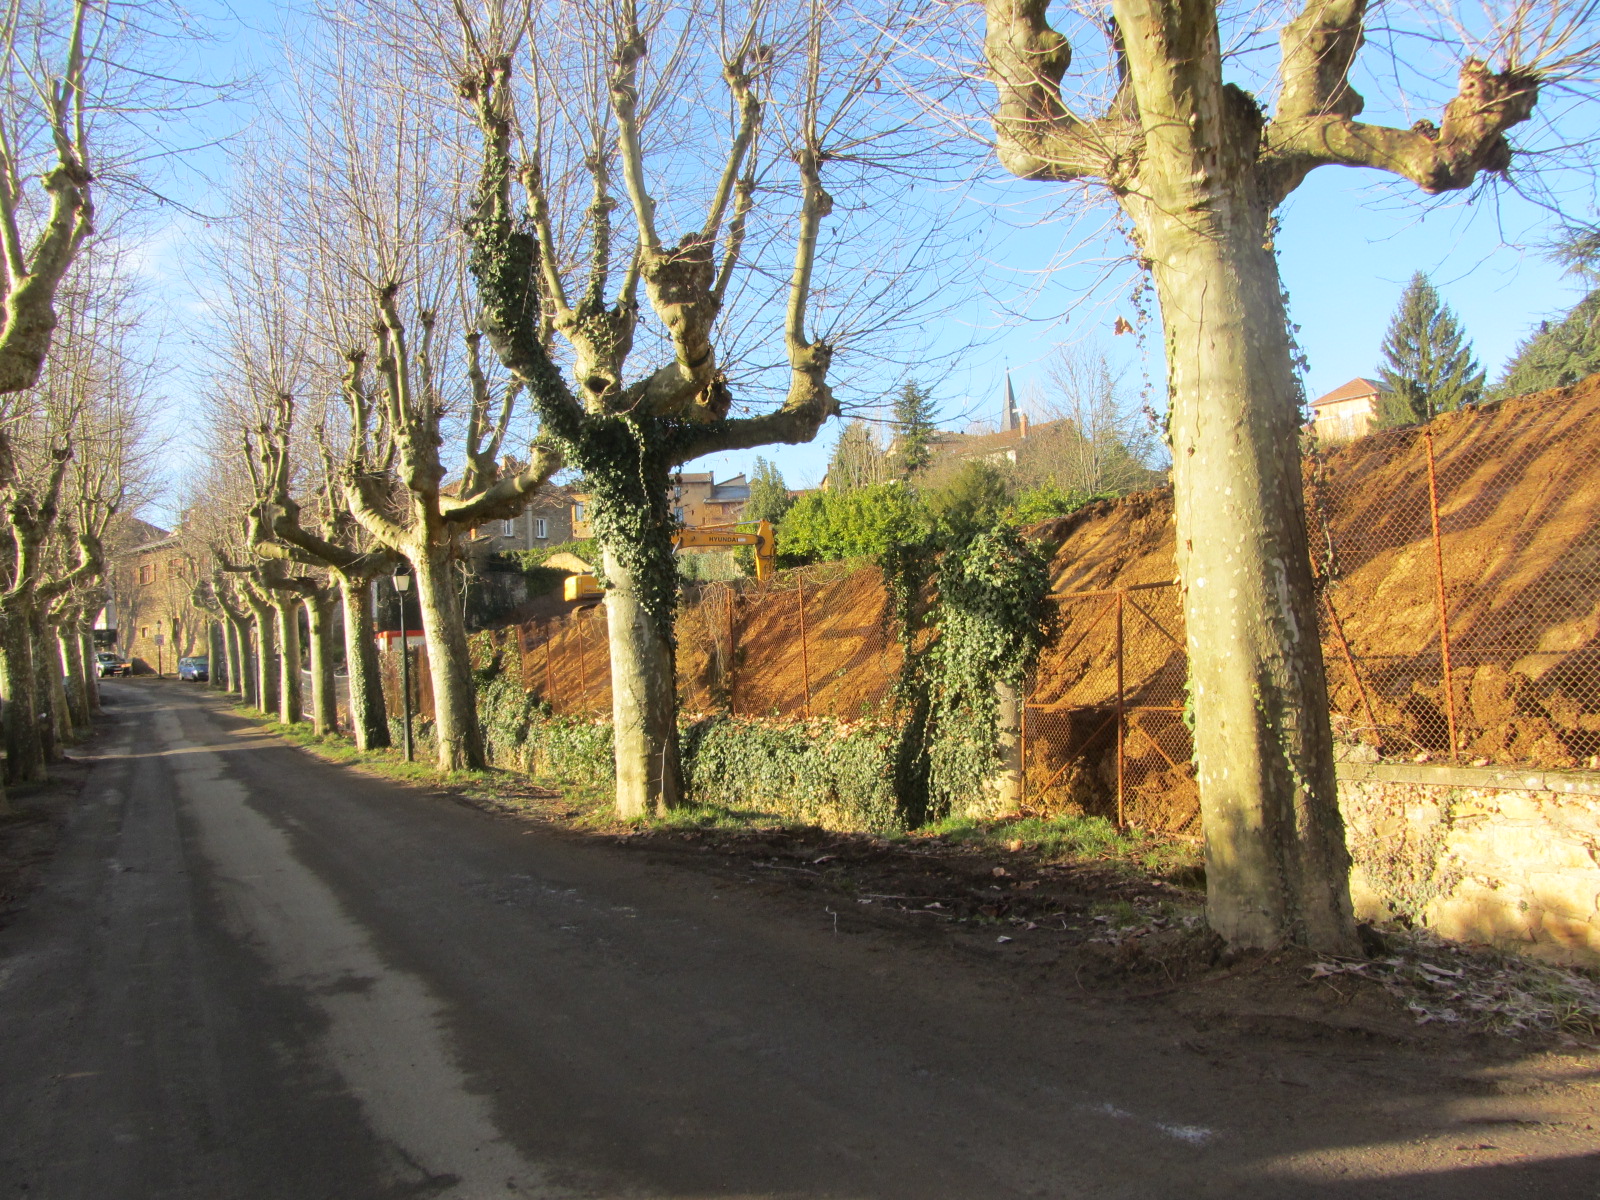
[96,651,131,677]
[178,656,209,682]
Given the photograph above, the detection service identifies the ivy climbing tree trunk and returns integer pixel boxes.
[602,543,682,816]
[980,0,1546,952]
[459,5,851,815]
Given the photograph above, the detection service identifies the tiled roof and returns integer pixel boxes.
[1310,377,1386,408]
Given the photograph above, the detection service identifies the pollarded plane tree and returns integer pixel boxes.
[245,393,399,744]
[0,248,146,796]
[266,19,566,771]
[43,258,156,735]
[975,0,1600,951]
[441,0,947,815]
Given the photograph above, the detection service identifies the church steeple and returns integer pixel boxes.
[1001,369,1018,432]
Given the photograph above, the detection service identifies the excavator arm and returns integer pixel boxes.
[563,519,776,602]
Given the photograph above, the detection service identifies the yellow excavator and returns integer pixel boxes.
[563,519,776,601]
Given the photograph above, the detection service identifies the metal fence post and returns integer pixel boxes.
[1423,428,1460,759]
[1115,589,1125,828]
[543,623,555,709]
[1321,594,1383,744]
[575,612,588,710]
[726,585,738,715]
[796,572,812,720]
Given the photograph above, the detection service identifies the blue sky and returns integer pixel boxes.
[688,163,1583,489]
[136,1,1594,506]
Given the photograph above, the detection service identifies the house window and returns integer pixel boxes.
[139,564,154,585]
[500,518,515,537]
[573,502,586,521]
[534,518,548,540]
[673,506,685,522]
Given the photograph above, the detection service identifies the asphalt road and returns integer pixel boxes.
[2,682,1598,1198]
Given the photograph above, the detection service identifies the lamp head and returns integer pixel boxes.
[393,566,412,593]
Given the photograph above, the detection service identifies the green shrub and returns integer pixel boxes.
[778,483,930,563]
[507,538,600,570]
[682,716,905,833]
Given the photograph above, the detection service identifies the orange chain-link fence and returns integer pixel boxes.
[420,385,1600,829]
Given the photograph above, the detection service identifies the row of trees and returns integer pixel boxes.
[180,0,945,831]
[170,0,1599,960]
[0,0,178,813]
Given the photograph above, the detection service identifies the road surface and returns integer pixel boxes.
[1,682,1597,1198]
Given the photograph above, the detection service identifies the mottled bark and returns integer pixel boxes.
[0,602,42,783]
[413,554,483,770]
[602,545,681,818]
[246,594,279,714]
[307,592,336,735]
[32,609,65,758]
[984,680,1023,818]
[79,627,99,712]
[339,574,389,751]
[60,623,89,729]
[978,0,1538,953]
[275,596,303,725]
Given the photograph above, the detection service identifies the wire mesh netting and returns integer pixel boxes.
[1308,391,1600,767]
[1022,583,1197,835]
[413,387,1600,827]
[503,563,901,723]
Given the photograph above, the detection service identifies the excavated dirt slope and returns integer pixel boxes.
[497,375,1600,830]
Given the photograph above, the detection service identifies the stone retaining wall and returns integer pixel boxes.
[1339,761,1600,966]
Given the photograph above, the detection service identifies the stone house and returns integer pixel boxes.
[1310,377,1388,443]
[471,482,576,555]
[570,471,751,538]
[100,517,208,672]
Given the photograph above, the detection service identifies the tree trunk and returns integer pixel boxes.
[602,545,682,818]
[79,626,100,713]
[225,617,248,700]
[275,596,303,726]
[307,593,336,735]
[208,621,226,690]
[30,609,63,762]
[339,573,389,751]
[60,623,89,730]
[248,598,279,715]
[0,603,43,784]
[981,680,1023,818]
[1135,189,1358,955]
[413,551,484,770]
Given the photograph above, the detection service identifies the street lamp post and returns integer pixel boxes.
[392,568,414,762]
[155,620,164,678]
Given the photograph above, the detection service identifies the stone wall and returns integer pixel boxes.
[1339,760,1600,966]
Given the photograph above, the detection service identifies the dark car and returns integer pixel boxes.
[96,651,131,678]
[178,656,209,682]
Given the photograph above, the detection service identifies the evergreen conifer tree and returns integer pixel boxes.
[891,381,939,479]
[744,457,793,526]
[825,419,889,490]
[1377,273,1485,426]
[1491,225,1600,399]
